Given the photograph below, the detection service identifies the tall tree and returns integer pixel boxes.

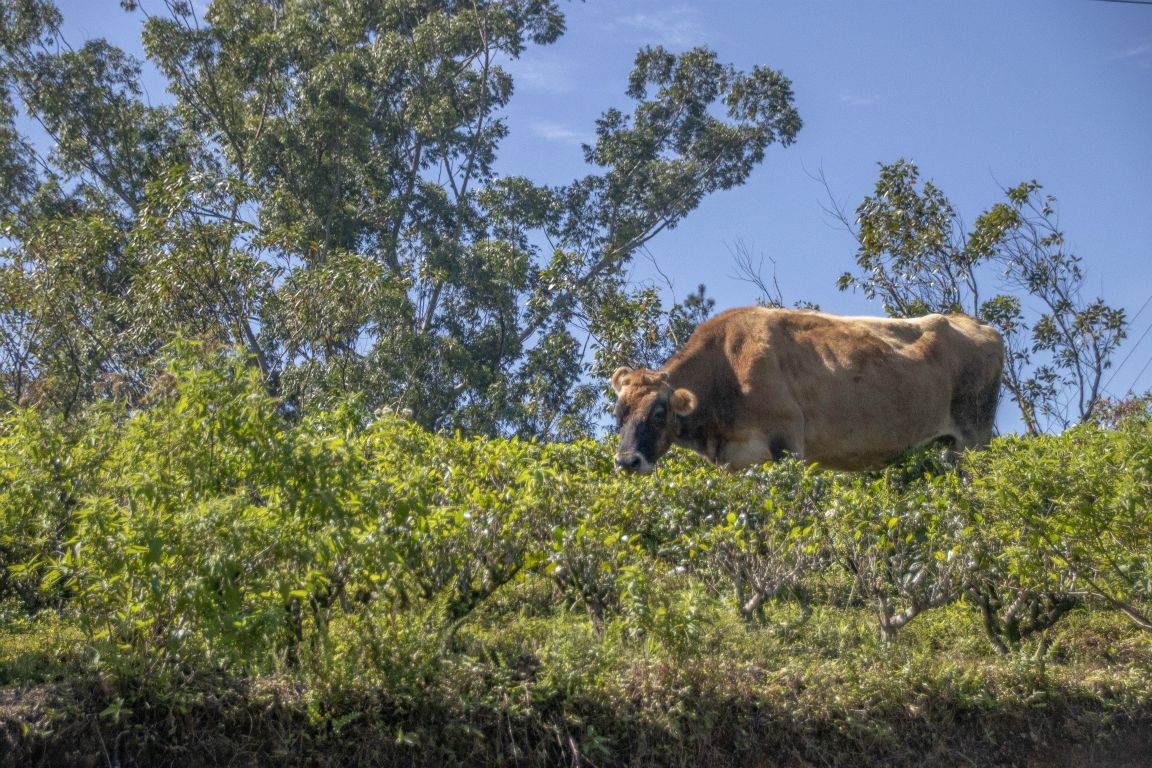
[0,0,801,437]
[0,0,190,413]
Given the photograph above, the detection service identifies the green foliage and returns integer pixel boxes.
[2,343,1149,692]
[844,160,973,317]
[1,348,1150,763]
[0,403,118,610]
[0,0,802,435]
[838,159,1127,434]
[967,416,1152,640]
[662,459,829,623]
[829,464,969,642]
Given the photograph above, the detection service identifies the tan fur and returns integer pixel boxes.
[612,307,1004,472]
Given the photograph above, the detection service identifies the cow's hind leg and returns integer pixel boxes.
[770,435,798,462]
[949,374,1001,452]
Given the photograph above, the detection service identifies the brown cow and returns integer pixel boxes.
[611,307,1004,473]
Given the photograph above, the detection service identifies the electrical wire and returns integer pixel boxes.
[1103,293,1152,392]
[1127,351,1152,394]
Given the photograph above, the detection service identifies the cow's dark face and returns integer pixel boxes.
[610,367,697,473]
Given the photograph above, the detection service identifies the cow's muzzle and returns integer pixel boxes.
[614,451,653,474]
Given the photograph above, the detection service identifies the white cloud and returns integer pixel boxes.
[611,6,707,47]
[1118,40,1151,58]
[505,58,576,95]
[839,92,878,107]
[530,120,594,146]
[1111,37,1152,69]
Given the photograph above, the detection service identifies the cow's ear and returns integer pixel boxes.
[670,388,697,416]
[611,367,631,394]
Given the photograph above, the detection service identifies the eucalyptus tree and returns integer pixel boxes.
[0,0,801,437]
[0,0,195,414]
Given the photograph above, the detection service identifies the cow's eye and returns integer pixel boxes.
[651,404,667,420]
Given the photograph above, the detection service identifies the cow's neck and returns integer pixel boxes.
[662,360,736,465]
[673,415,729,464]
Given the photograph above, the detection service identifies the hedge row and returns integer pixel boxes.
[2,345,1150,688]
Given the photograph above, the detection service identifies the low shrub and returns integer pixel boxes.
[1,343,1150,765]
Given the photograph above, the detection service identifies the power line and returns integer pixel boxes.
[1104,293,1152,391]
[1093,0,1152,5]
[1130,292,1152,328]
[1127,350,1152,394]
[1111,319,1152,385]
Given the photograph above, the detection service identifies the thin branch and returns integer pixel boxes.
[726,239,783,305]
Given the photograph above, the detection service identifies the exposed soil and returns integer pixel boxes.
[4,682,1152,768]
[1028,728,1152,768]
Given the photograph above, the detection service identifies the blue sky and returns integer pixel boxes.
[47,1,1152,415]
[496,0,1152,402]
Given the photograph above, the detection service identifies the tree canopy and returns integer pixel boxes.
[0,0,801,437]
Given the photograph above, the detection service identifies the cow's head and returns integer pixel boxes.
[610,367,698,473]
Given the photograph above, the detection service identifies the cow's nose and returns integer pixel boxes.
[615,452,643,472]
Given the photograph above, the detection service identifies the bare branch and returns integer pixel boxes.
[726,238,784,306]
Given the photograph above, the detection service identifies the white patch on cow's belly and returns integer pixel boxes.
[721,435,774,470]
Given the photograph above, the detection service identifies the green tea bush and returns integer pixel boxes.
[40,346,326,678]
[0,405,119,611]
[659,459,829,623]
[967,416,1152,644]
[1,341,1149,693]
[826,467,969,641]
